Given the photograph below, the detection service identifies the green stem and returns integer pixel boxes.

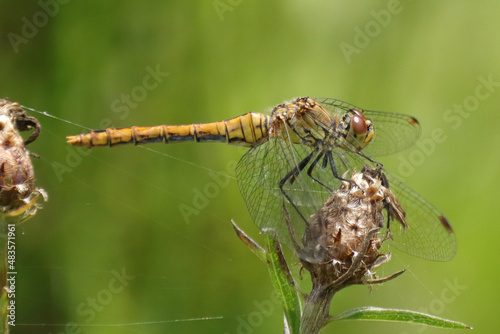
[300,284,336,334]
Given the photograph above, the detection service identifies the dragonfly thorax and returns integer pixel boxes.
[269,97,375,155]
[269,97,333,147]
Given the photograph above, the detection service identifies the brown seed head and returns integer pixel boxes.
[0,100,46,220]
[299,166,406,289]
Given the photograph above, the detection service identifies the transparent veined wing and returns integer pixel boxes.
[382,171,457,261]
[315,97,421,157]
[236,137,331,250]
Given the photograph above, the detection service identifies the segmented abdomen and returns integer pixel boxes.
[66,112,270,148]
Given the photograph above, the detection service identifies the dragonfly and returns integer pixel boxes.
[67,97,456,261]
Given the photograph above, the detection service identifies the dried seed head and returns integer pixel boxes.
[0,100,46,220]
[299,166,406,289]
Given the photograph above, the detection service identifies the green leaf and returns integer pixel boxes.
[332,306,472,329]
[232,221,302,334]
[262,229,302,334]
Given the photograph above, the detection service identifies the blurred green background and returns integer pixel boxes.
[0,0,497,333]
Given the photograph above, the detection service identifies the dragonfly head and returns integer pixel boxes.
[344,109,374,152]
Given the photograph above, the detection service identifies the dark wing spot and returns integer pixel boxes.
[438,215,454,233]
[408,117,420,127]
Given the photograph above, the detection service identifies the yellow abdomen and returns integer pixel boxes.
[66,112,270,148]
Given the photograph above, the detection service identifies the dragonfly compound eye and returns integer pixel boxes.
[350,109,368,136]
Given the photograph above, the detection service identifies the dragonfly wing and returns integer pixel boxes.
[314,97,421,157]
[362,109,421,157]
[383,172,457,261]
[236,139,331,249]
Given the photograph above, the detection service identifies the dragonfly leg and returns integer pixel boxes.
[278,150,316,225]
[326,152,353,183]
[358,151,383,168]
[306,152,333,192]
[382,214,394,242]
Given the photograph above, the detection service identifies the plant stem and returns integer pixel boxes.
[300,284,336,334]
